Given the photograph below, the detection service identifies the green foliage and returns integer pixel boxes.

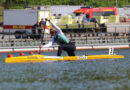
[0,0,6,2]
[1,0,130,9]
[0,6,3,23]
[0,16,3,23]
[0,6,4,15]
[9,6,24,9]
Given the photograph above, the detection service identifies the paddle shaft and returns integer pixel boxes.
[39,20,47,54]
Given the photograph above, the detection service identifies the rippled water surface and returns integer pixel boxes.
[0,49,129,90]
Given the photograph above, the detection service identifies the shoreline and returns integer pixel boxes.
[0,44,129,53]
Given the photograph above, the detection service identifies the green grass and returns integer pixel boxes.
[0,6,3,15]
[0,16,3,23]
[0,6,3,24]
[58,23,95,29]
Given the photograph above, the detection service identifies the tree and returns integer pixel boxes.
[2,0,130,9]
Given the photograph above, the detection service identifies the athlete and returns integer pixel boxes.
[43,18,76,56]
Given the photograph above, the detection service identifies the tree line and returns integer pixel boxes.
[0,0,130,9]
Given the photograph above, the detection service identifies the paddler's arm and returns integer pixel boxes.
[46,18,63,34]
[43,37,55,48]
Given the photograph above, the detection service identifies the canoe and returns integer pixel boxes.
[5,54,124,63]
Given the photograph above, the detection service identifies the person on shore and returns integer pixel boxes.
[31,22,42,39]
[32,22,40,34]
[40,18,46,31]
[38,18,46,38]
[42,18,76,56]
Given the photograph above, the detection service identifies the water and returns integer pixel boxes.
[0,49,129,90]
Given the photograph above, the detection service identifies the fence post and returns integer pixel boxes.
[115,26,117,38]
[129,26,130,37]
[129,26,130,43]
[9,29,11,42]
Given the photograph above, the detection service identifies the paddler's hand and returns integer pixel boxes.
[40,45,43,48]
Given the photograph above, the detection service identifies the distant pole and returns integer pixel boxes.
[116,0,117,7]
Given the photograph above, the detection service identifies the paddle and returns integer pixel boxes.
[39,19,47,54]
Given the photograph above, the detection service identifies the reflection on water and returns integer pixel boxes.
[0,49,129,89]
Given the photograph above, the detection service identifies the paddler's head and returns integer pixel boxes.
[50,27,57,37]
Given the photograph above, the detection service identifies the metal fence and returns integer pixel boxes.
[0,26,130,48]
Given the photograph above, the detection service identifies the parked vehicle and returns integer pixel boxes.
[73,7,117,22]
[3,10,50,39]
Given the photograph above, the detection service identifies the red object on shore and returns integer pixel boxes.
[7,54,13,57]
[36,50,40,53]
[29,52,34,54]
[20,53,24,56]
